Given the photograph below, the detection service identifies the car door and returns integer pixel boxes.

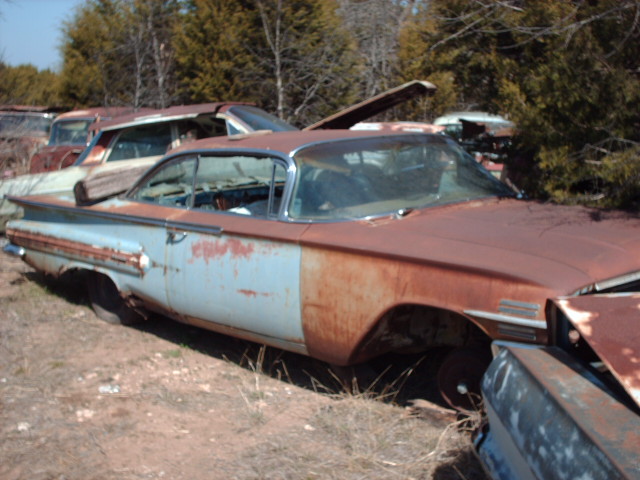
[135,151,308,352]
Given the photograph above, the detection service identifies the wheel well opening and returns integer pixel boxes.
[349,304,491,364]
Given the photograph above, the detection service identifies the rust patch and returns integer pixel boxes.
[300,243,554,365]
[190,238,255,264]
[238,289,257,298]
[237,289,273,298]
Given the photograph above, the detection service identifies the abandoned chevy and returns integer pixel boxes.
[5,129,640,409]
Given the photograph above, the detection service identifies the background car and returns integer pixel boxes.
[0,105,58,176]
[433,111,514,141]
[28,107,150,173]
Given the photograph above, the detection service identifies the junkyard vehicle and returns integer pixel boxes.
[73,102,296,168]
[28,107,149,174]
[434,111,514,179]
[433,111,514,141]
[5,129,640,409]
[0,106,58,176]
[476,295,640,479]
[0,102,298,230]
[350,121,445,134]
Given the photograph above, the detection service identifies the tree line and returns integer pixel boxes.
[1,0,639,207]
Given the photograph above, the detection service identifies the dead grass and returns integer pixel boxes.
[230,344,486,479]
[229,394,484,480]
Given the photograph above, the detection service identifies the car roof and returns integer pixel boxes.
[434,111,512,125]
[0,105,58,113]
[168,129,435,157]
[351,121,444,134]
[54,107,151,122]
[89,102,252,132]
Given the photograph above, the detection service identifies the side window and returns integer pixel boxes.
[107,123,173,162]
[191,154,285,218]
[176,117,227,144]
[225,120,243,135]
[129,156,197,208]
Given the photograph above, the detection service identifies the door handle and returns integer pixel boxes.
[167,231,187,243]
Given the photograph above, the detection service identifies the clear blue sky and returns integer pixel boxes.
[0,0,85,71]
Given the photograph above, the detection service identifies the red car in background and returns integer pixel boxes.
[0,105,58,176]
[29,107,146,173]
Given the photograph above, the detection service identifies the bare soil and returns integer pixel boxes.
[0,244,488,480]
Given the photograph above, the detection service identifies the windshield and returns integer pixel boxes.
[48,119,93,146]
[288,134,514,220]
[0,113,53,137]
[227,105,298,132]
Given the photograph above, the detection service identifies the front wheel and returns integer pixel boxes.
[437,346,491,412]
[87,273,143,326]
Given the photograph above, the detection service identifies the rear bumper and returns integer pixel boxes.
[2,241,25,258]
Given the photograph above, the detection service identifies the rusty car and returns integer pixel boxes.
[0,105,58,176]
[476,294,640,479]
[4,128,640,410]
[28,107,150,174]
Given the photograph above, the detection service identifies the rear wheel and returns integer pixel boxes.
[87,273,143,325]
[437,346,491,412]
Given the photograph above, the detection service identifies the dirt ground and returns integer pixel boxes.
[0,242,488,480]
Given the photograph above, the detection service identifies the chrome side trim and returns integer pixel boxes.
[499,299,540,310]
[7,196,226,237]
[464,309,547,330]
[166,220,223,236]
[498,299,540,318]
[571,270,640,296]
[497,325,537,341]
[2,243,25,258]
[595,271,640,292]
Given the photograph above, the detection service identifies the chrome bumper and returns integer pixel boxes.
[2,241,25,258]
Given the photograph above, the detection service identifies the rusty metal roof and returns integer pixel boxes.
[89,102,252,132]
[168,129,408,156]
[55,107,152,122]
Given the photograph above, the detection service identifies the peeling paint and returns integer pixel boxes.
[190,238,255,264]
[238,289,272,298]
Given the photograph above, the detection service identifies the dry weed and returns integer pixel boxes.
[230,393,486,479]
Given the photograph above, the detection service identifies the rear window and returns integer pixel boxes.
[107,123,173,162]
[227,106,297,132]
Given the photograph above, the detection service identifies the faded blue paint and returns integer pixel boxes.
[167,230,303,343]
[10,196,304,344]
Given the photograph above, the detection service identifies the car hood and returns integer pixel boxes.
[302,198,640,295]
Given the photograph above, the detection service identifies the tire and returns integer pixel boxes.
[436,346,491,412]
[87,273,143,325]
